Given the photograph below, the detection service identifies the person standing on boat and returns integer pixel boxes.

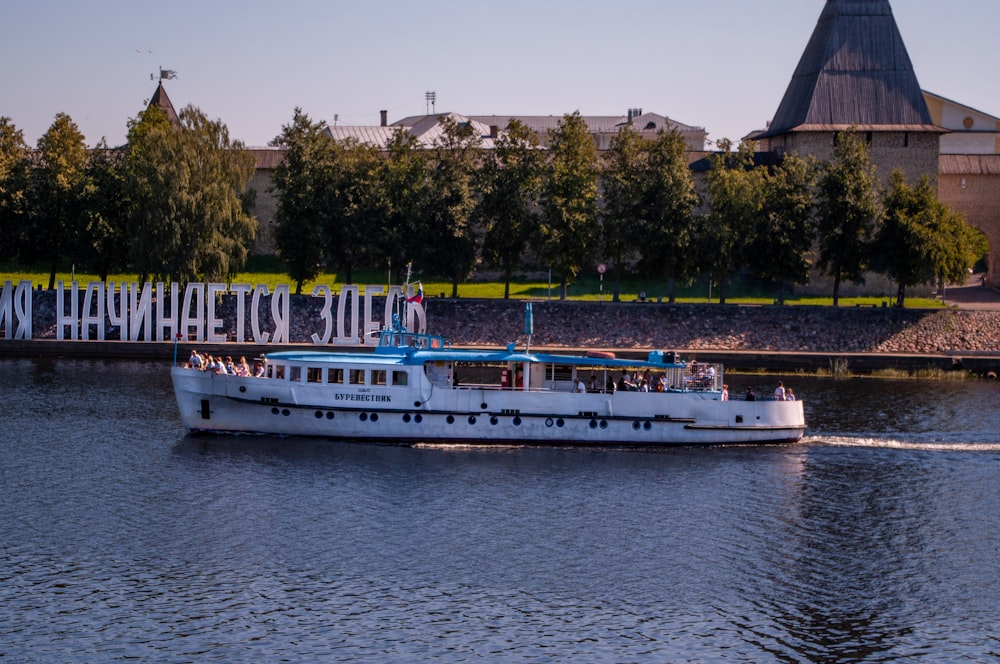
[721,384,729,401]
[774,381,786,401]
[575,376,586,393]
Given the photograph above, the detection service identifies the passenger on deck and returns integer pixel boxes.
[189,350,203,370]
[588,375,599,392]
[773,381,786,401]
[745,387,756,401]
[721,384,729,401]
[575,377,586,393]
[785,388,796,401]
[237,356,251,376]
[254,362,265,377]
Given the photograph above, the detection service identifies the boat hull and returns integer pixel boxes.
[172,368,806,446]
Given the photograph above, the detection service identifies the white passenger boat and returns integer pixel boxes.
[171,298,806,447]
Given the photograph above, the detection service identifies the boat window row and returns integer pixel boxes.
[264,364,410,387]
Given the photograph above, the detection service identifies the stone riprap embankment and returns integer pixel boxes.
[19,291,1000,355]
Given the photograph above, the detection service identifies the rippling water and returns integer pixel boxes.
[1,360,998,662]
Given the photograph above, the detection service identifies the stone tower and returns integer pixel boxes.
[755,0,942,182]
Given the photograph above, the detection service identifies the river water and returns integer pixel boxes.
[1,359,998,662]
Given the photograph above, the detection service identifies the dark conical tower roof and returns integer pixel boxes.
[149,81,180,125]
[765,0,936,134]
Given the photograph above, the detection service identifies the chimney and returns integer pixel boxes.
[380,110,388,127]
[489,125,498,139]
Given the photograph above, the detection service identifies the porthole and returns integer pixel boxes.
[370,413,379,422]
[413,401,421,408]
[480,402,488,410]
[414,414,423,423]
[446,415,455,424]
[468,415,477,425]
[513,416,522,426]
[271,407,279,415]
[281,409,290,417]
[326,411,335,420]
[403,413,411,423]
[600,420,608,429]
[643,421,652,431]
[490,416,499,425]
[239,385,246,393]
[589,420,598,429]
[360,412,368,422]
[315,411,323,419]
[632,420,640,430]
[545,418,554,427]
[556,418,565,428]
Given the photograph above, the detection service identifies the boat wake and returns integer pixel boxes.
[804,434,1000,452]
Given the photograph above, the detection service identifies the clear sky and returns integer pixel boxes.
[3,0,999,149]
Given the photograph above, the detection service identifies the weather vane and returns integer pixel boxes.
[151,66,177,81]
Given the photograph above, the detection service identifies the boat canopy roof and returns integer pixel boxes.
[265,345,687,371]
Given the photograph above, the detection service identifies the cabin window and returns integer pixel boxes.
[372,370,387,386]
[552,365,574,381]
[289,366,302,383]
[307,367,323,383]
[349,369,365,385]
[274,365,286,380]
[392,370,409,386]
[329,368,344,384]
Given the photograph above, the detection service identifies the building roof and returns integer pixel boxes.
[328,113,499,149]
[939,154,1000,176]
[148,81,179,124]
[461,113,705,136]
[762,0,937,137]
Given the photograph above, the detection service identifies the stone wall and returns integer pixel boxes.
[17,291,1000,355]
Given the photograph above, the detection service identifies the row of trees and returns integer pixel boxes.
[2,104,982,306]
[271,110,983,306]
[0,106,257,287]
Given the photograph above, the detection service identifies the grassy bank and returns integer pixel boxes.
[2,258,946,309]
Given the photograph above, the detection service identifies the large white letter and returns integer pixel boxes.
[130,282,153,341]
[230,283,251,342]
[335,286,360,345]
[310,284,333,345]
[251,285,270,344]
[155,282,180,341]
[180,283,206,342]
[270,284,290,344]
[106,282,127,340]
[362,286,384,344]
[56,281,79,341]
[206,283,227,343]
[81,281,106,341]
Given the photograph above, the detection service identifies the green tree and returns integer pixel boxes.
[420,115,481,297]
[323,138,383,286]
[701,140,763,304]
[0,117,30,261]
[375,129,427,284]
[125,104,257,284]
[747,153,816,304]
[874,171,981,307]
[478,120,541,299]
[635,130,700,303]
[815,130,882,306]
[28,113,91,289]
[600,125,646,302]
[82,140,130,282]
[537,111,599,299]
[270,108,330,294]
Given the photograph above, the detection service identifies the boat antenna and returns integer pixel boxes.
[524,302,533,354]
